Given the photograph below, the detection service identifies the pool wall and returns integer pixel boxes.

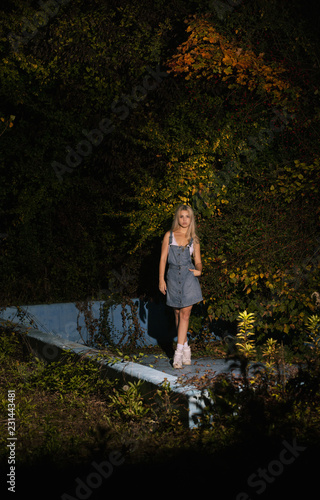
[0,300,177,347]
[0,303,204,427]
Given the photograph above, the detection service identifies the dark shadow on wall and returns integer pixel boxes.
[136,232,177,358]
[140,297,176,359]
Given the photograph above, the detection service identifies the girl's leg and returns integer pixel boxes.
[173,306,192,368]
[177,305,192,345]
[174,308,180,331]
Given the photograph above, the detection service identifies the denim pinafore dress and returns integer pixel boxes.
[166,231,203,308]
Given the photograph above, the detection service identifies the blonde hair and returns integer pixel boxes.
[171,204,199,243]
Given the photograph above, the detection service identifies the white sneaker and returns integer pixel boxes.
[182,346,191,365]
[173,349,183,369]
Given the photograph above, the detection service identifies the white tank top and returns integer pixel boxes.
[170,233,194,255]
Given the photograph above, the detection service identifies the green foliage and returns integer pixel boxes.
[235,311,256,359]
[0,326,187,467]
[261,337,281,372]
[197,311,320,444]
[0,325,20,359]
[226,310,259,384]
[0,325,113,397]
[108,380,150,420]
[26,353,114,397]
[302,314,320,372]
[108,1,320,347]
[0,0,319,362]
[1,315,320,484]
[0,0,195,303]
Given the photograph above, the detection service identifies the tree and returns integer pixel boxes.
[0,0,192,303]
[119,1,320,342]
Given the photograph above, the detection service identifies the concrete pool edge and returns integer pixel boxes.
[1,320,203,428]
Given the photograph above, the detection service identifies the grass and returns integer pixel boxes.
[1,324,320,499]
[0,326,194,464]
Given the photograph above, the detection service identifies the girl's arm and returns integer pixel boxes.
[159,231,170,294]
[189,241,202,277]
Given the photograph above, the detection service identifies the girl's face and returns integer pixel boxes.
[178,210,191,228]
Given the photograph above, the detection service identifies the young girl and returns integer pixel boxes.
[159,204,203,368]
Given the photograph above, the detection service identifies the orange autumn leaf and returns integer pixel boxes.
[167,15,300,109]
